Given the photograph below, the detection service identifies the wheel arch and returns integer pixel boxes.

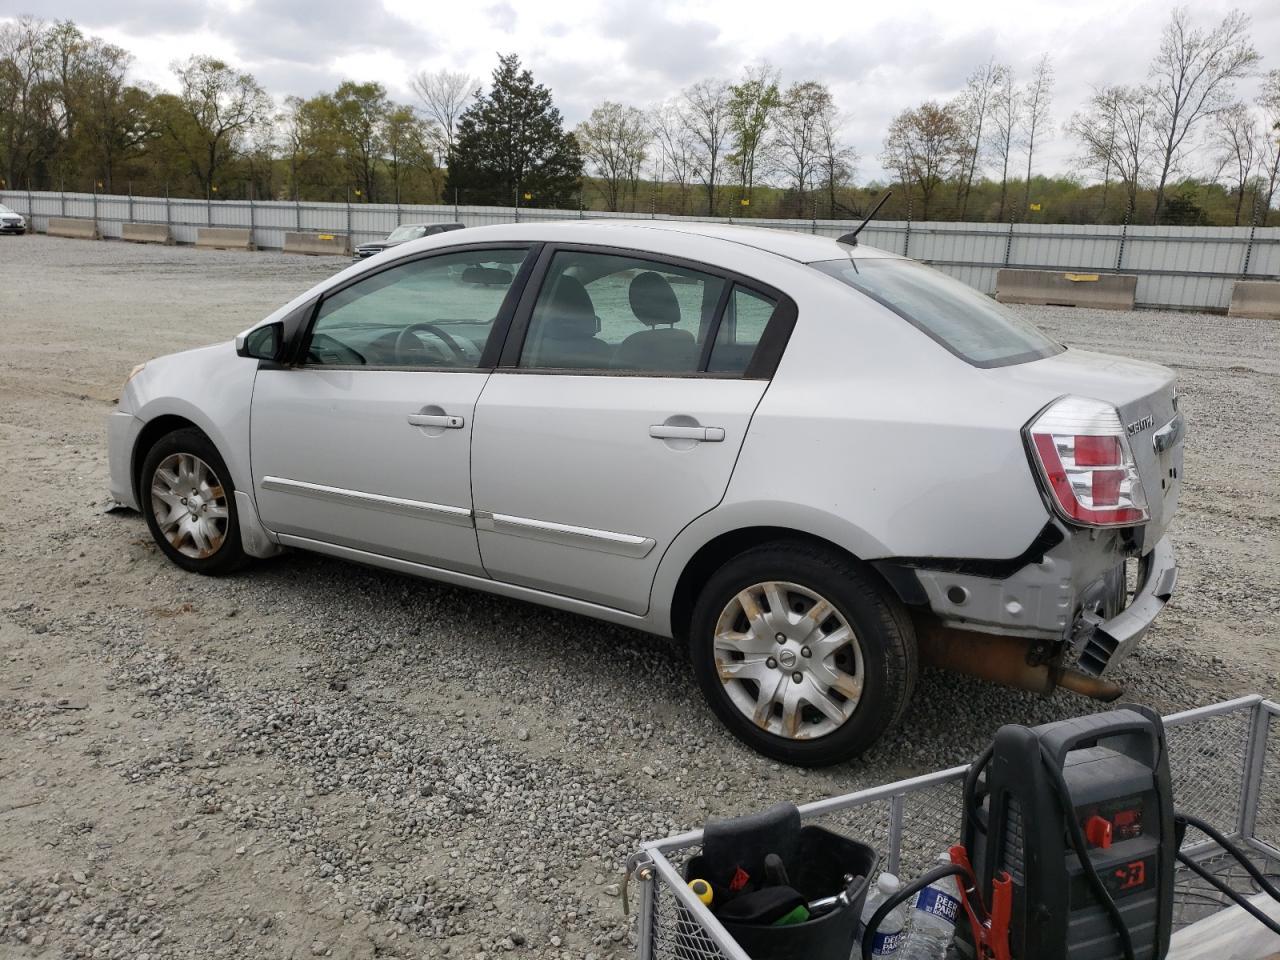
[131,413,203,504]
[655,506,916,643]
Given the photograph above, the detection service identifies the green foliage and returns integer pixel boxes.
[447,53,582,206]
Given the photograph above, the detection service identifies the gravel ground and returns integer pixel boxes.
[0,234,1277,960]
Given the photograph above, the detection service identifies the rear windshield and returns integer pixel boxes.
[812,258,1063,367]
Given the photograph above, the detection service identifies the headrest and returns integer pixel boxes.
[542,276,598,339]
[461,265,512,285]
[629,271,681,327]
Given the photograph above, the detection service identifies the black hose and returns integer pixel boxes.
[860,863,970,960]
[962,744,993,850]
[1176,811,1280,903]
[1038,744,1137,960]
[1175,850,1280,936]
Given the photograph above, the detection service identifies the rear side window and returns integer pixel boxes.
[812,258,1063,367]
[519,250,727,373]
[708,287,777,374]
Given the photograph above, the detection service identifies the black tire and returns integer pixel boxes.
[689,540,918,766]
[139,427,248,575]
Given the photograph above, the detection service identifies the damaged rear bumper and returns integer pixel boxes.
[1075,536,1177,676]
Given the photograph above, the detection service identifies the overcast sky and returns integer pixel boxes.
[3,0,1278,181]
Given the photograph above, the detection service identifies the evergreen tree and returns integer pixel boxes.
[446,54,581,205]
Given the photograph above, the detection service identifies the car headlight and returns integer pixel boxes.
[125,362,146,385]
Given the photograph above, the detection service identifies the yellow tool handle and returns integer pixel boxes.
[688,878,713,906]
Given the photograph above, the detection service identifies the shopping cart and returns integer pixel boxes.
[627,695,1280,960]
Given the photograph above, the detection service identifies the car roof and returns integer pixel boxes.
[408,218,902,265]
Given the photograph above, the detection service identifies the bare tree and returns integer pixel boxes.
[1068,85,1155,217]
[410,68,476,169]
[165,55,271,195]
[956,58,1005,219]
[774,80,833,212]
[1021,54,1054,212]
[1211,102,1258,225]
[577,100,649,211]
[1147,8,1259,223]
[1258,69,1280,226]
[683,78,732,216]
[817,104,857,217]
[726,63,780,206]
[651,99,696,213]
[881,100,965,221]
[988,65,1019,221]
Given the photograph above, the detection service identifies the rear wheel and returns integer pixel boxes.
[689,541,917,766]
[140,428,247,574]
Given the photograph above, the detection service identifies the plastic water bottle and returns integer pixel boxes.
[860,872,908,957]
[901,855,962,960]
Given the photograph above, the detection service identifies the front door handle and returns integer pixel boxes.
[649,424,725,442]
[408,413,465,429]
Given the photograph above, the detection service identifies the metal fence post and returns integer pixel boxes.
[1240,194,1261,278]
[454,188,459,222]
[1116,202,1131,271]
[206,186,212,227]
[295,194,301,231]
[92,180,98,228]
[27,179,34,222]
[346,187,352,236]
[248,184,256,248]
[1003,216,1015,266]
[60,180,66,217]
[165,182,171,231]
[904,198,913,258]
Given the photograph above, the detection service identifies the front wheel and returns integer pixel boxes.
[140,427,247,574]
[689,541,917,766]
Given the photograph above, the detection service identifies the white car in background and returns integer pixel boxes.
[107,221,1182,765]
[0,203,27,235]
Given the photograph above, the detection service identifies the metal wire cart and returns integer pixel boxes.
[627,695,1280,960]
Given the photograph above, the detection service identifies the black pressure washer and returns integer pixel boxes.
[858,704,1280,960]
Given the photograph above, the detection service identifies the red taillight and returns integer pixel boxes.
[1028,398,1149,527]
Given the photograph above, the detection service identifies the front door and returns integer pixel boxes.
[471,247,789,613]
[250,246,532,575]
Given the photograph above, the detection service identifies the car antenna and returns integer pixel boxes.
[838,190,892,247]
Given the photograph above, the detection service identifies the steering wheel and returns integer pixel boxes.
[393,322,469,365]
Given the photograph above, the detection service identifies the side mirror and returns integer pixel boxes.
[236,322,285,361]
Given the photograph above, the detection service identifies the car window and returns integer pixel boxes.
[306,249,528,368]
[812,258,1062,367]
[708,286,777,374]
[519,251,727,373]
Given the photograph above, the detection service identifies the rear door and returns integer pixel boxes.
[470,246,795,613]
[250,245,534,575]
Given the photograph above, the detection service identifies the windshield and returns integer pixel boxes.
[386,225,425,242]
[812,258,1063,367]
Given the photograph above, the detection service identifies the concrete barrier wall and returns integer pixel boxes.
[1228,281,1280,321]
[283,231,350,256]
[121,222,172,244]
[46,217,99,240]
[196,227,254,251]
[996,269,1137,310]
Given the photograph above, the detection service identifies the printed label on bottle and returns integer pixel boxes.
[915,886,960,923]
[873,928,907,955]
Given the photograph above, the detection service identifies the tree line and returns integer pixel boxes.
[1,8,1277,225]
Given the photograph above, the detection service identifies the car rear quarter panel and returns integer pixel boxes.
[650,275,1056,633]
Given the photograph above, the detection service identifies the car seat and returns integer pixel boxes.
[535,276,611,368]
[613,272,699,371]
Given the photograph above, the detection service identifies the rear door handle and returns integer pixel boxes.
[649,424,725,442]
[408,413,465,429]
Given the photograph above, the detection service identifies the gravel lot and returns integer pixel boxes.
[1,234,1277,959]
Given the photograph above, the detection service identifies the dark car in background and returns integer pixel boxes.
[0,203,27,235]
[352,222,464,261]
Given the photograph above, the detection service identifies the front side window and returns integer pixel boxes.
[519,251,728,373]
[306,248,528,367]
[812,258,1063,367]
